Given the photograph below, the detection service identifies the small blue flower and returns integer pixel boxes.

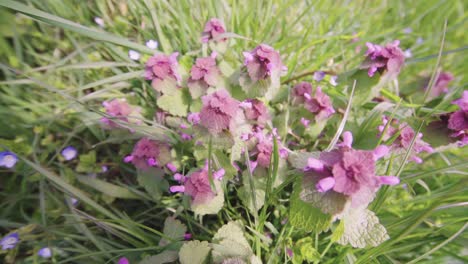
[1,233,19,250]
[38,247,52,258]
[313,71,326,82]
[61,146,78,161]
[0,151,18,168]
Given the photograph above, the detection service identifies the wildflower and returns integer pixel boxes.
[305,131,399,207]
[447,91,468,145]
[184,233,192,240]
[304,87,335,121]
[61,146,77,161]
[397,124,434,163]
[201,18,226,43]
[145,39,158,50]
[313,71,326,82]
[101,165,108,172]
[300,117,310,127]
[292,82,313,104]
[38,247,52,258]
[242,99,270,127]
[361,40,405,77]
[144,52,181,92]
[166,163,177,173]
[403,49,412,58]
[124,138,171,170]
[199,89,240,134]
[425,72,454,98]
[183,167,216,206]
[1,233,19,250]
[187,54,222,97]
[403,27,413,34]
[0,151,18,168]
[128,50,141,61]
[243,44,286,82]
[329,75,338,86]
[118,257,130,264]
[94,17,105,27]
[101,99,141,129]
[188,112,201,125]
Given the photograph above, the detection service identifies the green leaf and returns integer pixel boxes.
[212,221,253,263]
[238,183,265,214]
[289,175,332,233]
[159,217,187,248]
[139,251,179,264]
[178,240,211,264]
[76,175,140,199]
[76,151,97,173]
[137,168,169,200]
[157,89,189,117]
[292,237,320,263]
[337,208,389,248]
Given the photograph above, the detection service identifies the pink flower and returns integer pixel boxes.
[305,131,399,208]
[188,112,201,125]
[242,99,270,127]
[144,53,181,92]
[361,40,405,77]
[118,257,129,264]
[425,72,454,98]
[304,87,335,121]
[201,18,226,43]
[101,99,141,129]
[199,89,240,134]
[243,44,286,82]
[184,168,215,206]
[397,124,433,163]
[447,91,468,145]
[452,91,468,111]
[188,54,222,97]
[292,82,313,104]
[124,138,171,170]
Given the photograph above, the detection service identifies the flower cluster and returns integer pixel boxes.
[124,137,172,171]
[304,131,399,208]
[425,71,454,98]
[201,18,226,43]
[144,52,181,91]
[187,53,222,98]
[292,82,335,121]
[199,89,240,135]
[101,98,141,129]
[243,44,286,82]
[361,40,405,77]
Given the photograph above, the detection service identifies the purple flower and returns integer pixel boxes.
[305,132,399,208]
[452,91,468,111]
[0,151,18,168]
[184,233,192,240]
[447,91,468,145]
[304,87,335,121]
[183,167,215,206]
[425,72,454,98]
[188,112,201,125]
[313,71,326,82]
[118,257,130,264]
[101,99,141,129]
[300,117,310,127]
[144,53,181,92]
[201,18,226,43]
[199,89,240,134]
[329,75,338,86]
[38,247,52,258]
[397,124,434,163]
[242,99,270,127]
[292,82,312,104]
[188,54,221,97]
[124,138,171,170]
[361,40,405,77]
[1,233,19,250]
[61,146,77,161]
[243,44,286,82]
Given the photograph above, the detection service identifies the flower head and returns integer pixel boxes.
[0,151,18,168]
[101,99,141,129]
[94,17,105,27]
[243,44,286,82]
[425,72,454,98]
[124,138,171,170]
[146,39,158,50]
[447,91,468,145]
[144,53,181,91]
[183,167,215,206]
[201,18,226,43]
[242,99,270,127]
[292,82,313,104]
[361,40,405,77]
[452,91,468,111]
[38,247,52,258]
[128,50,140,61]
[61,146,77,161]
[118,257,130,264]
[188,54,221,97]
[199,89,240,134]
[314,71,326,82]
[304,87,335,121]
[1,233,19,250]
[305,132,399,208]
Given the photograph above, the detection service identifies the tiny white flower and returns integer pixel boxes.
[404,49,412,58]
[146,40,158,50]
[128,50,141,61]
[329,75,338,86]
[94,17,105,28]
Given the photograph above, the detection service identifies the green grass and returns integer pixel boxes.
[0,0,467,263]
